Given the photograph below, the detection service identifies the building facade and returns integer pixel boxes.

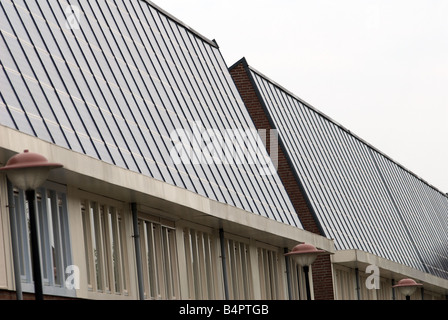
[0,0,447,301]
[0,128,333,300]
[0,0,333,300]
[229,57,448,300]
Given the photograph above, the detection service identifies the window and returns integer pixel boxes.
[8,182,73,296]
[287,258,308,300]
[224,237,253,299]
[257,247,284,299]
[376,278,392,300]
[183,228,219,299]
[359,272,376,300]
[81,200,128,295]
[139,217,179,299]
[334,266,356,300]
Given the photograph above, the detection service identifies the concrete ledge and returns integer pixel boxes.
[0,125,334,252]
[332,249,448,294]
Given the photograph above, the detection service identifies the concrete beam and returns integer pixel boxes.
[0,125,334,252]
[332,249,448,294]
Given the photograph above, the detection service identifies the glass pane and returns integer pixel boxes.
[118,215,127,292]
[14,190,32,281]
[89,203,101,291]
[99,206,111,292]
[81,203,92,287]
[108,210,120,293]
[145,222,157,298]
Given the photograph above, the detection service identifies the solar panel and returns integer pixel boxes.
[245,62,448,279]
[0,0,302,228]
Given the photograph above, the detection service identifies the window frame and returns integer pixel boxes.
[7,180,75,297]
[333,265,356,300]
[223,234,254,300]
[137,212,180,300]
[256,243,285,300]
[182,226,221,299]
[80,194,129,296]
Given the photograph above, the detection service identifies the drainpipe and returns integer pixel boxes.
[284,247,292,300]
[355,268,361,300]
[219,228,229,300]
[131,203,144,300]
[7,180,22,300]
[391,279,396,300]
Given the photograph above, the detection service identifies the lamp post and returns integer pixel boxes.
[0,150,62,300]
[392,278,423,300]
[284,243,329,300]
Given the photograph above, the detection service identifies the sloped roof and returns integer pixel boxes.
[233,58,448,279]
[0,0,301,228]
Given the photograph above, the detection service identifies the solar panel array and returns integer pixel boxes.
[247,65,448,279]
[0,0,301,228]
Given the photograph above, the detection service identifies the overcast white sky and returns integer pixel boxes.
[154,0,448,193]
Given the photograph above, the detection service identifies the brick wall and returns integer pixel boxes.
[230,61,334,300]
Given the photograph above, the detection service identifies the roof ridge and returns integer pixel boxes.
[142,0,218,48]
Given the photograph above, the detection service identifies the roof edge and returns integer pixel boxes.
[228,57,248,71]
[141,0,219,48]
[229,58,328,237]
[333,249,448,289]
[244,59,448,198]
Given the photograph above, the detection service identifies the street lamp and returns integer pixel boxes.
[392,278,423,300]
[284,243,329,300]
[0,150,62,300]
